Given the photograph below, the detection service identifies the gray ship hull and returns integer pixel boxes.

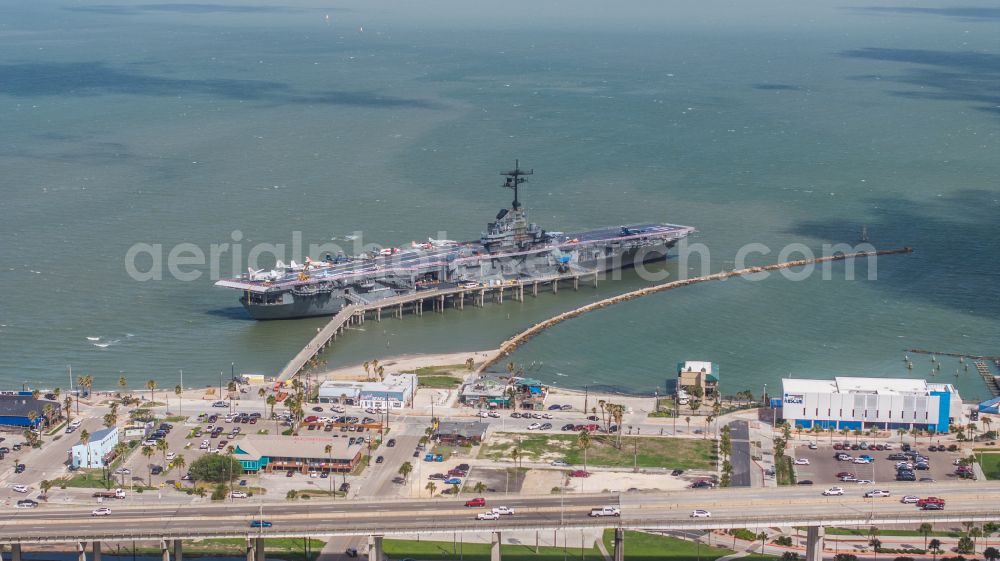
[242,239,678,320]
[219,163,695,321]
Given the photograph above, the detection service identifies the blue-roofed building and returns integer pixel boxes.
[0,394,61,429]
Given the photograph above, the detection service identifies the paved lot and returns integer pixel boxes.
[792,440,963,488]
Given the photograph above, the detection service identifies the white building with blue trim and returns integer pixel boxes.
[781,377,962,433]
[71,427,119,468]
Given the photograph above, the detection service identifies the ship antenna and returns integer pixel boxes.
[501,159,533,210]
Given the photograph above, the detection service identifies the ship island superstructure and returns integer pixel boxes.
[216,162,695,320]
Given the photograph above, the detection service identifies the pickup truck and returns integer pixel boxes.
[589,506,621,517]
[93,488,126,499]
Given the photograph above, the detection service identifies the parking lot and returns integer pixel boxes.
[792,440,966,488]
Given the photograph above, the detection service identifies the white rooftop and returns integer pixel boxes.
[782,377,954,396]
[681,361,714,374]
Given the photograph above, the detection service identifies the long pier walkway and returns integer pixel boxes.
[479,247,914,373]
[276,270,602,381]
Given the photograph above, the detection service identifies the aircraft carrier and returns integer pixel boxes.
[215,162,695,320]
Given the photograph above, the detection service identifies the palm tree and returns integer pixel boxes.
[425,481,437,497]
[79,429,91,468]
[473,481,487,494]
[928,539,942,561]
[170,454,187,478]
[64,395,73,423]
[157,438,169,466]
[511,448,520,469]
[578,430,592,471]
[465,357,475,371]
[705,415,714,439]
[919,523,933,550]
[103,412,116,430]
[174,384,183,416]
[146,379,157,403]
[757,532,768,555]
[398,461,413,483]
[685,416,692,433]
[118,375,127,395]
[376,365,385,382]
[258,387,267,400]
[324,444,334,495]
[869,538,881,561]
[972,527,983,550]
[363,361,371,380]
[39,479,53,499]
[141,444,154,486]
[76,374,93,414]
[227,381,238,402]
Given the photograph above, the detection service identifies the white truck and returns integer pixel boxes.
[589,506,621,517]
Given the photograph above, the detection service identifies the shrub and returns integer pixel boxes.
[188,454,241,483]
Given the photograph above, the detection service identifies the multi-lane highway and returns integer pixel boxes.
[1,481,998,544]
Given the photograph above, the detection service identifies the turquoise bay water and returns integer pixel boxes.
[0,1,998,399]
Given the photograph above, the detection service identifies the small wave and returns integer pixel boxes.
[87,336,101,341]
[555,372,568,377]
[125,333,135,338]
[93,339,121,348]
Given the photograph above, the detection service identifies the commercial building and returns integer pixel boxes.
[317,374,416,410]
[459,373,512,407]
[0,393,61,428]
[233,435,363,474]
[71,427,120,468]
[677,361,719,398]
[434,420,489,445]
[781,377,963,433]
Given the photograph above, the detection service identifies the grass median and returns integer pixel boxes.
[479,433,717,470]
[384,538,600,561]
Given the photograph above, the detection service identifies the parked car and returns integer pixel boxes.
[11,485,29,493]
[793,458,810,465]
[375,456,384,464]
[15,499,38,508]
[386,439,396,447]
[444,478,462,485]
[570,470,591,478]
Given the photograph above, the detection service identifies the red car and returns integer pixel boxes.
[449,469,468,477]
[585,424,600,431]
[464,498,486,507]
[917,497,945,507]
[570,470,591,478]
[304,416,318,423]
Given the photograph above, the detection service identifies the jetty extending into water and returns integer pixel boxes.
[277,271,602,381]
[478,247,915,373]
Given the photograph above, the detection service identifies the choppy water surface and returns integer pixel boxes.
[0,1,997,399]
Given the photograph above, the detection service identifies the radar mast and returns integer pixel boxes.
[501,159,533,210]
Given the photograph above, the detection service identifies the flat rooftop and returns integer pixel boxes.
[782,377,955,396]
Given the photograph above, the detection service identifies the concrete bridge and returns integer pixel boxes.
[0,482,992,561]
[276,271,601,381]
